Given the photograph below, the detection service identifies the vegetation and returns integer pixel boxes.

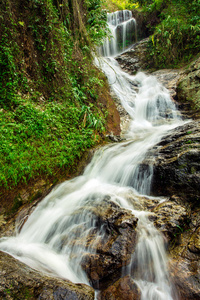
[133,0,200,68]
[1,0,199,195]
[108,0,200,68]
[146,0,200,68]
[0,0,109,190]
[104,0,138,10]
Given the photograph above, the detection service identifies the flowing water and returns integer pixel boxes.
[0,11,184,299]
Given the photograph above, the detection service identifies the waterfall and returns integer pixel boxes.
[0,10,184,299]
[100,10,137,56]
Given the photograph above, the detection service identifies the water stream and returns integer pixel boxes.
[0,10,184,299]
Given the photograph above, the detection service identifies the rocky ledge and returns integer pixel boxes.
[137,119,200,299]
[0,199,139,299]
[150,120,200,204]
[116,38,149,75]
[116,39,200,120]
[0,251,94,300]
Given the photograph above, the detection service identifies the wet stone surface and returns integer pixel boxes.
[67,199,138,289]
[97,275,141,300]
[0,251,94,300]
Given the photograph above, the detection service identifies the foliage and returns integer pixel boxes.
[106,0,138,10]
[0,0,108,189]
[85,0,108,45]
[140,0,200,68]
[0,95,105,188]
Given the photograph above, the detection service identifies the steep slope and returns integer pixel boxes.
[0,0,120,213]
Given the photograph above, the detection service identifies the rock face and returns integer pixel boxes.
[170,258,200,300]
[0,198,138,297]
[152,69,182,101]
[116,38,149,74]
[135,116,200,299]
[141,119,200,299]
[97,275,141,300]
[150,121,200,204]
[152,199,189,245]
[169,214,200,300]
[116,40,200,120]
[177,57,200,119]
[69,199,138,289]
[0,251,94,300]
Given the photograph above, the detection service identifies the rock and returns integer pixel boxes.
[0,197,138,295]
[109,90,131,135]
[152,199,189,244]
[152,69,182,101]
[126,192,160,211]
[132,115,200,299]
[97,275,141,300]
[65,199,138,289]
[106,132,122,142]
[167,204,200,299]
[150,121,200,204]
[170,259,200,300]
[116,38,149,74]
[0,251,94,300]
[188,226,200,254]
[176,57,200,119]
[116,43,200,121]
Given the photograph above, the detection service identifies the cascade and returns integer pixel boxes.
[100,10,137,56]
[0,10,185,299]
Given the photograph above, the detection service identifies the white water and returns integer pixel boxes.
[0,10,184,299]
[100,10,136,56]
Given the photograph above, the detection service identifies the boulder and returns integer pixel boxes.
[170,258,200,300]
[97,275,141,300]
[0,197,138,296]
[150,121,200,205]
[0,251,94,300]
[167,204,200,299]
[152,199,189,244]
[188,226,200,254]
[134,118,200,299]
[152,69,182,101]
[116,38,149,74]
[69,199,138,289]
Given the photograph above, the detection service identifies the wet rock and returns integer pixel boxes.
[122,190,160,211]
[188,226,200,254]
[166,204,200,299]
[66,199,138,289]
[170,259,200,300]
[0,251,94,300]
[0,197,138,295]
[150,121,200,204]
[97,275,141,300]
[116,38,149,74]
[152,69,182,101]
[176,57,200,119]
[110,90,131,135]
[106,132,122,142]
[152,199,189,244]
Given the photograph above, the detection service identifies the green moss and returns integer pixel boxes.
[4,287,34,299]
